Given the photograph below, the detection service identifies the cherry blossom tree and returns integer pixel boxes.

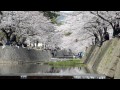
[90,11,120,37]
[83,16,110,46]
[54,11,94,53]
[0,11,55,46]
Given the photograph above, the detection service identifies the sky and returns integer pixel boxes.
[57,11,73,22]
[57,11,75,23]
[60,11,74,13]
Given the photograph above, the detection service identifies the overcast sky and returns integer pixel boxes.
[60,11,74,13]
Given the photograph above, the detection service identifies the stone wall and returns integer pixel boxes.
[84,38,120,79]
[0,46,52,64]
[54,49,74,58]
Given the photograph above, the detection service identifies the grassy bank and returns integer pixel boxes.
[46,58,85,67]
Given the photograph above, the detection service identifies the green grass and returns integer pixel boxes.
[45,58,86,67]
[64,32,72,36]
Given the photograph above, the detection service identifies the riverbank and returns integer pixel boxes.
[83,38,120,79]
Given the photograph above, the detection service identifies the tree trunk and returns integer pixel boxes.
[98,29,103,46]
[1,29,13,44]
[94,33,99,45]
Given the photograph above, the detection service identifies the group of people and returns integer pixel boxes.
[0,31,28,49]
[51,46,61,57]
[77,52,83,58]
[6,35,27,48]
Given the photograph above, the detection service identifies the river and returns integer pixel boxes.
[0,63,107,79]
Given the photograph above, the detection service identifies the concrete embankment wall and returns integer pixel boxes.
[83,38,120,79]
[0,46,52,64]
[54,49,74,58]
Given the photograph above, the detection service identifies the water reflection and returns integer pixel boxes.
[0,64,88,75]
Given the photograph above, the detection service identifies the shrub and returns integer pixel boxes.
[64,32,72,36]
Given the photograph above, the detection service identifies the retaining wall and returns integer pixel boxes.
[84,38,120,79]
[0,46,52,64]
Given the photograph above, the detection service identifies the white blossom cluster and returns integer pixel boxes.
[0,11,55,45]
[55,11,94,54]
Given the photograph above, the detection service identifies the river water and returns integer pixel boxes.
[0,64,88,75]
[0,63,107,79]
